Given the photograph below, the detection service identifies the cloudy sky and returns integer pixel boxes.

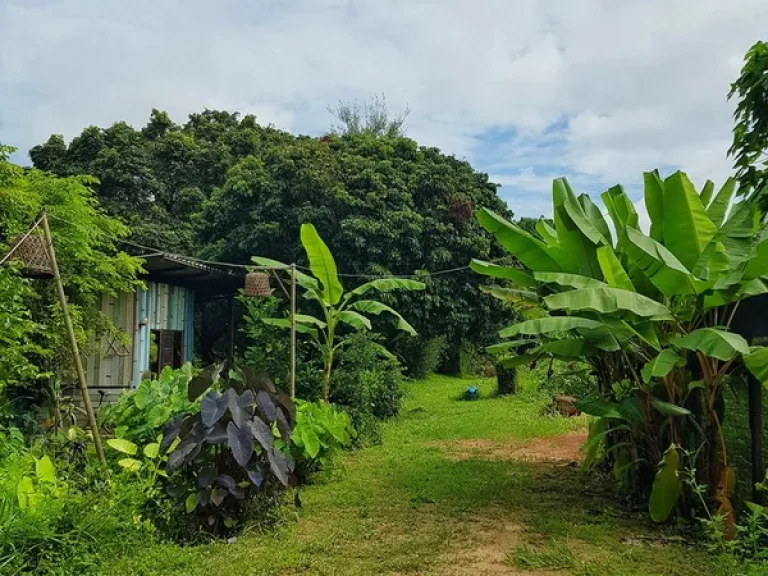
[1,0,766,217]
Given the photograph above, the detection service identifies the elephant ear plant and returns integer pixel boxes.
[161,365,296,532]
[254,223,425,402]
[473,171,768,526]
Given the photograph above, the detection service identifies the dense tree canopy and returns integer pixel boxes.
[30,110,514,369]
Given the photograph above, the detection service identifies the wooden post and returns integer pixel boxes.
[749,373,764,503]
[290,264,297,398]
[40,211,105,464]
[229,296,236,364]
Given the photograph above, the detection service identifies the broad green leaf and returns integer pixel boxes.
[500,316,602,338]
[707,178,737,227]
[143,443,160,459]
[335,310,372,330]
[597,246,635,291]
[581,417,607,471]
[133,382,152,410]
[118,458,143,472]
[346,278,425,298]
[744,347,768,387]
[35,456,56,483]
[478,285,540,304]
[642,349,686,383]
[553,179,601,277]
[470,259,535,287]
[692,240,729,280]
[643,170,665,242]
[485,339,532,355]
[576,324,622,352]
[743,237,768,280]
[649,445,682,522]
[662,172,717,271]
[575,397,625,419]
[536,220,559,246]
[677,328,750,361]
[533,338,594,358]
[543,287,671,318]
[300,223,344,305]
[262,317,318,338]
[500,354,536,368]
[250,257,319,291]
[349,300,417,335]
[477,208,566,272]
[629,321,662,351]
[601,184,639,247]
[563,198,608,245]
[185,492,200,513]
[16,477,34,510]
[300,427,321,459]
[294,314,327,328]
[533,272,608,290]
[700,179,715,207]
[624,227,696,296]
[717,200,760,264]
[579,194,613,246]
[651,399,691,417]
[107,438,138,456]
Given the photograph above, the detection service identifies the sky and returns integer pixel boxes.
[1,0,766,218]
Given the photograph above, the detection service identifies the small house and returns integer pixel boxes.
[80,252,243,408]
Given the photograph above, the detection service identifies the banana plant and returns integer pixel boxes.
[473,170,768,523]
[253,224,424,402]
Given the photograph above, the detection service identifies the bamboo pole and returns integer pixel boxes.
[290,264,297,398]
[40,210,106,464]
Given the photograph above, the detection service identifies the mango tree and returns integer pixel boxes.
[473,171,768,523]
[254,224,424,402]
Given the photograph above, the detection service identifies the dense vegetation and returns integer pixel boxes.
[29,111,513,372]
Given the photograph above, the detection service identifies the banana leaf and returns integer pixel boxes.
[300,223,344,305]
[677,328,750,361]
[543,287,671,318]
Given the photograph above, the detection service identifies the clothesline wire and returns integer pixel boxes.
[30,211,503,280]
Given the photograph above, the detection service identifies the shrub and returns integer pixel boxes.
[161,366,297,534]
[102,364,198,443]
[291,400,355,480]
[396,335,447,379]
[458,341,495,376]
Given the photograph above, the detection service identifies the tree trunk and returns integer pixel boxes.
[496,364,516,395]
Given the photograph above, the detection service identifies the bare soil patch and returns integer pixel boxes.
[431,432,587,464]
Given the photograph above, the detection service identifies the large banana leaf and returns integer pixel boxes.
[479,285,541,304]
[596,246,635,291]
[348,300,417,336]
[743,237,768,280]
[536,220,559,246]
[485,339,532,355]
[543,287,671,318]
[262,317,318,338]
[477,208,568,272]
[718,200,761,264]
[601,184,639,247]
[624,227,696,296]
[335,311,371,330]
[744,347,768,387]
[346,278,425,298]
[532,338,595,359]
[677,328,750,361]
[300,223,344,305]
[251,256,319,291]
[641,349,686,383]
[643,170,665,242]
[499,316,602,338]
[700,179,715,209]
[706,178,736,227]
[649,445,683,522]
[564,198,609,245]
[662,172,717,271]
[533,272,608,290]
[579,194,613,245]
[553,179,601,277]
[470,259,535,287]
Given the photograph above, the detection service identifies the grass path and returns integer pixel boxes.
[105,375,730,575]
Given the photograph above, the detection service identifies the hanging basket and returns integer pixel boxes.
[10,233,53,277]
[244,272,272,297]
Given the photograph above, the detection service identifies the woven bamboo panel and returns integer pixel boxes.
[244,272,271,297]
[12,233,53,276]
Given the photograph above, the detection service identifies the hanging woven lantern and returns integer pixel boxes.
[11,233,53,277]
[245,271,272,297]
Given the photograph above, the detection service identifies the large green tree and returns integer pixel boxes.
[31,111,513,370]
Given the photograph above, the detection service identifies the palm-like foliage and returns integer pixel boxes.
[474,171,768,522]
[254,224,424,402]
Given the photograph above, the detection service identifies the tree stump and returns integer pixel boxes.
[496,364,517,395]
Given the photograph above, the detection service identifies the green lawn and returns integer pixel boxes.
[102,375,746,575]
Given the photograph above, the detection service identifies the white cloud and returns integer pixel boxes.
[1,0,765,216]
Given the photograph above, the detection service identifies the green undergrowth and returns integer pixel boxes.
[101,375,752,575]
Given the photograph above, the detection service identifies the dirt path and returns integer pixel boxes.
[431,431,588,464]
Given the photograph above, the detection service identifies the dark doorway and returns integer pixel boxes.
[150,329,184,375]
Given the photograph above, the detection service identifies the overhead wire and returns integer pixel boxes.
[40,211,495,279]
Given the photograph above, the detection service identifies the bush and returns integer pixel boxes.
[291,400,355,481]
[458,341,495,376]
[102,364,198,443]
[331,333,405,445]
[396,335,447,378]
